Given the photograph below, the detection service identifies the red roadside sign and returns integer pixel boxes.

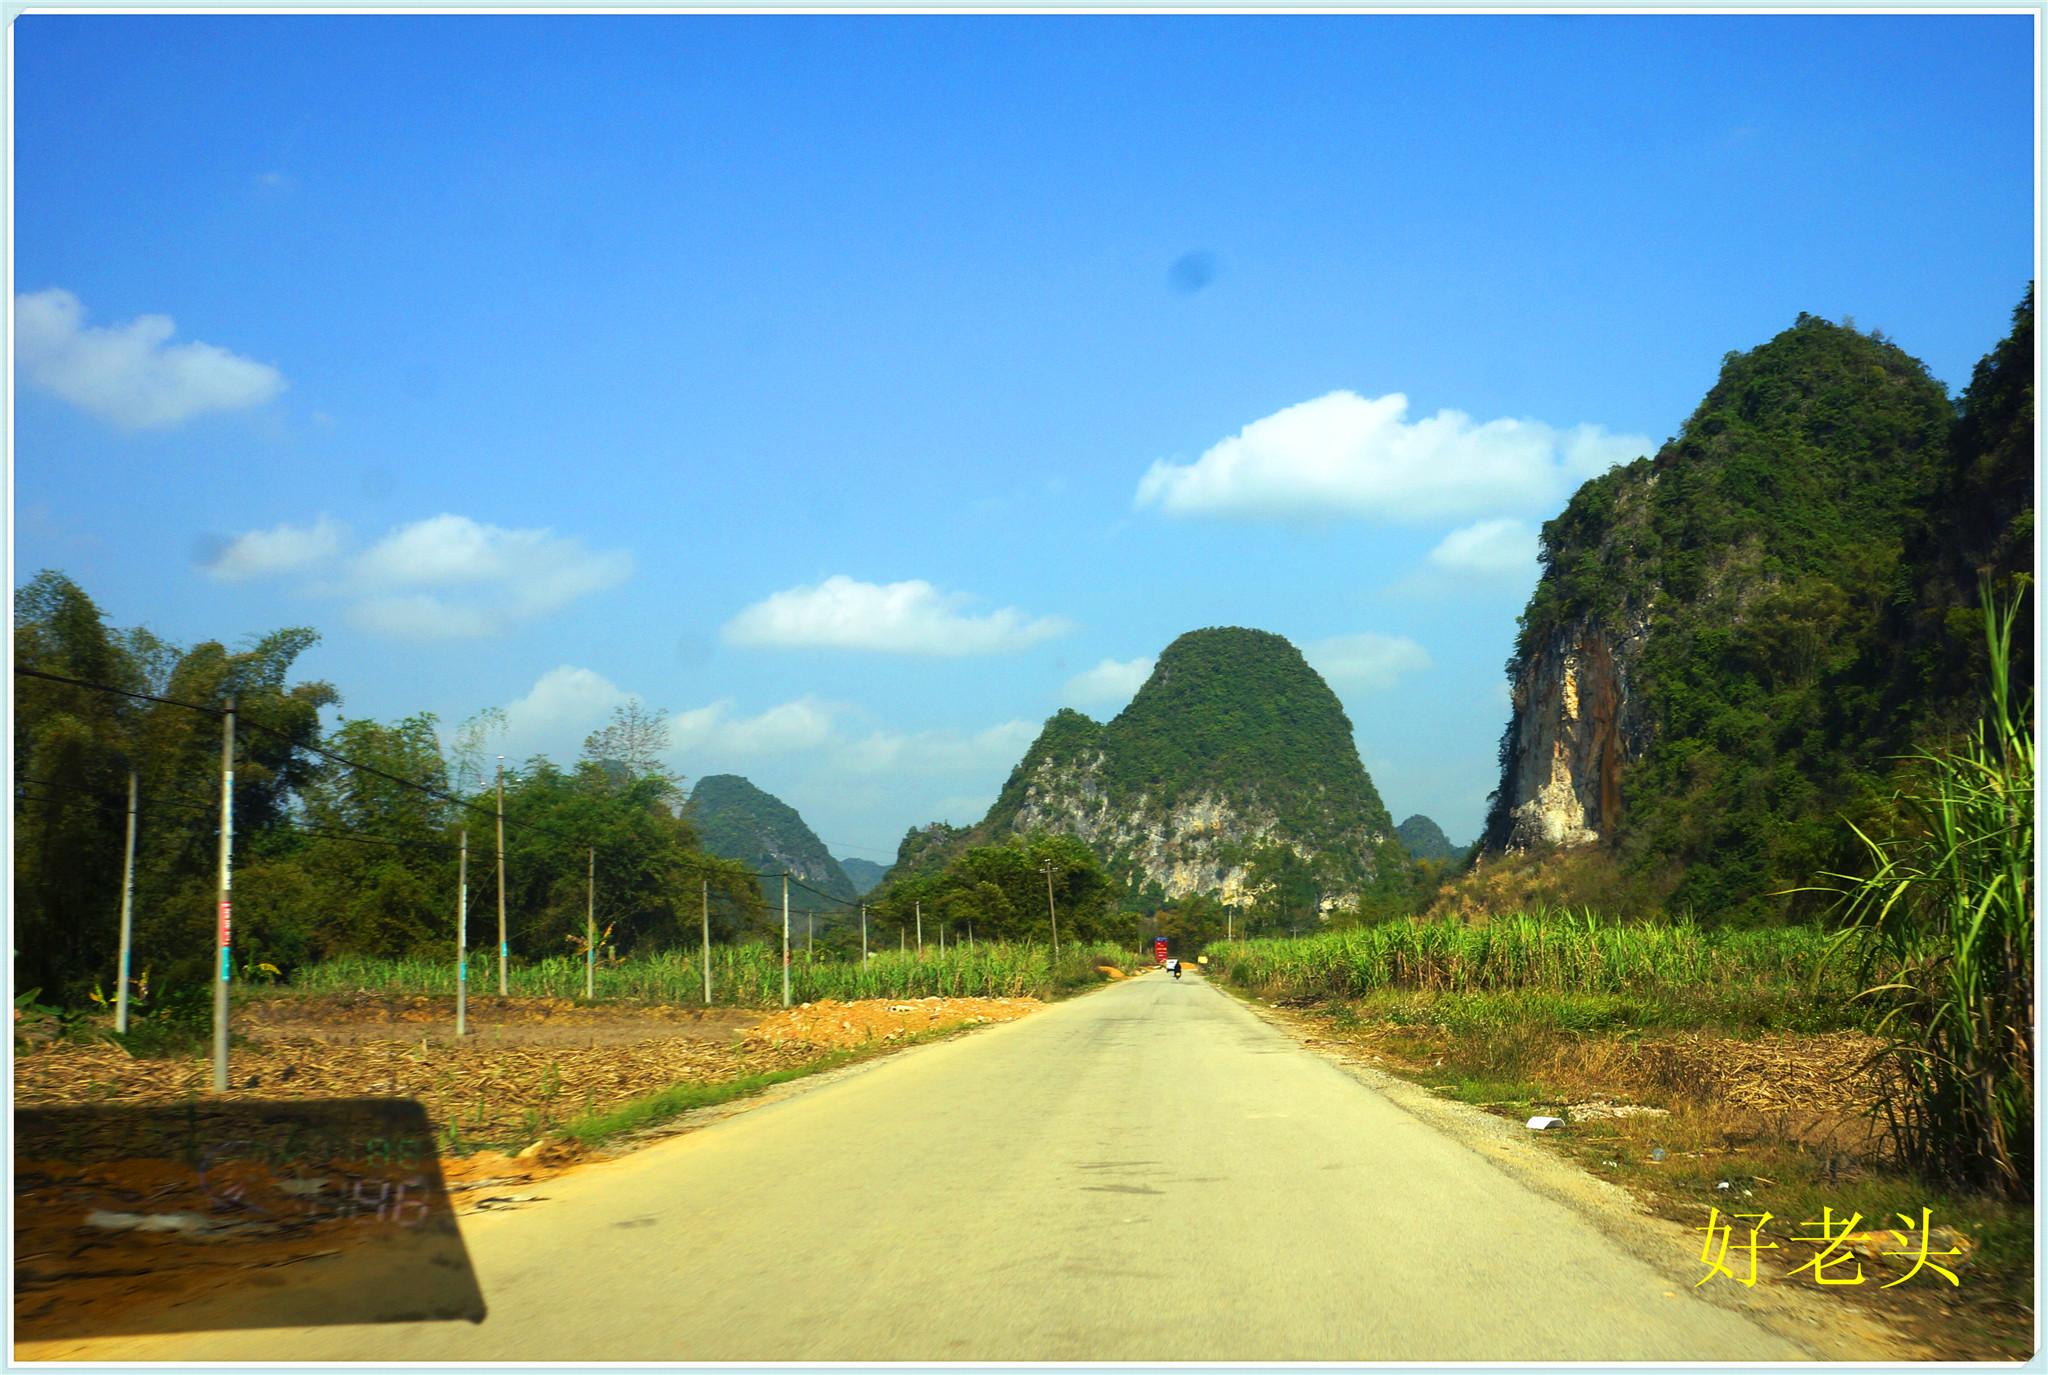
[1153,938,1168,964]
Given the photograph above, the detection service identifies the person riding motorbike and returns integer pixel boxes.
[1167,956,1182,981]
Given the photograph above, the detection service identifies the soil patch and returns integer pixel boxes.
[743,996,1042,1050]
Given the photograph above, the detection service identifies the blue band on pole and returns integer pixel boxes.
[501,943,508,958]
[459,960,467,980]
[220,949,232,981]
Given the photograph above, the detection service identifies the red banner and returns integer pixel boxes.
[218,900,233,947]
[1153,938,1168,964]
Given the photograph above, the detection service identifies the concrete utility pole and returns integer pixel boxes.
[701,877,712,1005]
[495,757,507,996]
[1042,861,1060,965]
[585,847,596,1000]
[456,829,468,1037]
[114,771,138,1035]
[807,909,814,964]
[915,900,922,952]
[781,873,791,1008]
[860,904,868,963]
[211,697,236,1094]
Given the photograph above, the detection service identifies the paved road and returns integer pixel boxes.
[34,973,1821,1361]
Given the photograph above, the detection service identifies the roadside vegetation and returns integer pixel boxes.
[277,940,1144,1006]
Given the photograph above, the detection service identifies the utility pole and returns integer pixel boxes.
[495,757,507,996]
[1042,861,1060,965]
[860,904,868,963]
[915,900,922,952]
[114,771,138,1035]
[781,873,791,1008]
[807,909,813,964]
[585,847,596,1000]
[701,877,712,1005]
[939,922,945,956]
[456,829,468,1037]
[211,696,235,1093]
[900,925,905,954]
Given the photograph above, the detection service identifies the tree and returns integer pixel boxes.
[582,699,680,798]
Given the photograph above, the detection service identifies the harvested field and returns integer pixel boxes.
[238,992,759,1047]
[13,992,1045,1345]
[13,994,1042,1151]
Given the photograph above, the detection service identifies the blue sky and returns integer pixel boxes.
[13,13,2035,861]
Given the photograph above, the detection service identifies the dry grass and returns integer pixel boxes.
[1284,991,2032,1360]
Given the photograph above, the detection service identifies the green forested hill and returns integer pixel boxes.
[685,775,856,903]
[1484,292,2034,921]
[1394,815,1462,864]
[874,627,1396,912]
[838,857,888,895]
[987,627,1394,844]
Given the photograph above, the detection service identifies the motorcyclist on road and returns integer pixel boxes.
[1167,957,1182,981]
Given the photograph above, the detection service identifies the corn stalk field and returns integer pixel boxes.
[283,941,1143,1007]
[1209,910,1854,1007]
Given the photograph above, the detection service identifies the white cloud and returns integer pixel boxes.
[1303,633,1434,693]
[1134,390,1647,524]
[723,575,1071,655]
[1064,656,1155,708]
[342,514,631,639]
[830,719,1040,777]
[1425,518,1541,579]
[15,288,285,429]
[501,666,634,759]
[198,512,629,640]
[671,697,841,758]
[202,516,346,581]
[346,594,500,640]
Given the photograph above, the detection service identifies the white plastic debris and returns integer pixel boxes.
[1525,1116,1565,1131]
[1651,1147,1667,1162]
[1716,1180,1733,1192]
[86,1210,212,1233]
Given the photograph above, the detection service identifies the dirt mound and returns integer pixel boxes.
[745,996,1042,1049]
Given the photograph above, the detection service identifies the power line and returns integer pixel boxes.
[14,664,225,716]
[17,665,788,882]
[14,781,461,855]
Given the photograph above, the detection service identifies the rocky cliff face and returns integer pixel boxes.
[1490,615,1650,851]
[916,627,1394,907]
[1475,307,2020,923]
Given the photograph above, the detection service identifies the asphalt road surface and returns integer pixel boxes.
[29,972,1843,1361]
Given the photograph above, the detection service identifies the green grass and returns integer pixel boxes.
[281,940,1142,1007]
